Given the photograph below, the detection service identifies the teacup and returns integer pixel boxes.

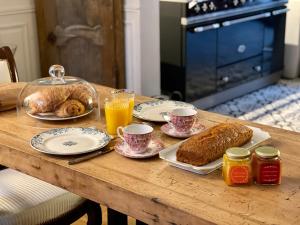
[117,124,153,153]
[163,108,197,133]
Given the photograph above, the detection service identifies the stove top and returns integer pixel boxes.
[163,0,289,25]
[186,0,282,16]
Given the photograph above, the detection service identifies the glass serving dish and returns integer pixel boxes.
[17,65,100,128]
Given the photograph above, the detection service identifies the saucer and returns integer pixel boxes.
[115,139,165,159]
[161,122,206,138]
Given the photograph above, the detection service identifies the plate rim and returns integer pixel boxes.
[26,108,94,121]
[30,127,111,155]
[133,100,197,122]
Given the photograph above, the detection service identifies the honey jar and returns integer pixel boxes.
[252,146,281,185]
[223,147,252,186]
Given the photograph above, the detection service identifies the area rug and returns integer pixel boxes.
[208,79,300,132]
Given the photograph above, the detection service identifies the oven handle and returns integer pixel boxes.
[194,23,220,32]
[272,8,289,16]
[222,12,271,26]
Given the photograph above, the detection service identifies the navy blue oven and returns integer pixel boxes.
[160,0,288,108]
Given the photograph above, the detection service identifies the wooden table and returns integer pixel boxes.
[0,84,299,225]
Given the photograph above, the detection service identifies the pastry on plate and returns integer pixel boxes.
[55,99,86,118]
[27,87,71,114]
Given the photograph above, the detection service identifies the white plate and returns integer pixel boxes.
[26,108,94,121]
[133,100,197,122]
[159,126,271,175]
[31,127,111,155]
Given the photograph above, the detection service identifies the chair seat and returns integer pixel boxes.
[0,169,85,225]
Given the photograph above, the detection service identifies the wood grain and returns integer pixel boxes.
[0,84,299,225]
[0,82,26,111]
[35,0,125,88]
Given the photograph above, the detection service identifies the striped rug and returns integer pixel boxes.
[209,79,300,132]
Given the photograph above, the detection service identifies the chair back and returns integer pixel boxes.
[0,46,19,82]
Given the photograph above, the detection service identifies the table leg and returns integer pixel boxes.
[107,208,127,225]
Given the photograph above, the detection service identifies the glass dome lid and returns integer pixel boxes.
[17,65,100,128]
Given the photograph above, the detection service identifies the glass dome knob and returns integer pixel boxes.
[49,65,65,79]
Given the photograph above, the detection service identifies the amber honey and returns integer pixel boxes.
[223,147,252,186]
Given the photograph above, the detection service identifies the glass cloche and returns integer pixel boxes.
[17,65,100,128]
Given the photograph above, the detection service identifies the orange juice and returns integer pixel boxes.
[111,89,135,124]
[105,99,130,135]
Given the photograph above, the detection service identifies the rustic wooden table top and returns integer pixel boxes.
[0,84,299,225]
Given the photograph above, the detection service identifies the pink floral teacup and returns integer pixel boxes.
[162,108,197,133]
[117,124,153,153]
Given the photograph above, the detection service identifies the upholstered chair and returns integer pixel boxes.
[0,46,102,225]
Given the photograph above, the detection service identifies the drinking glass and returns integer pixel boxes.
[111,89,135,123]
[104,97,130,135]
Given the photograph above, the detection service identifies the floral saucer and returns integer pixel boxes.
[114,139,165,159]
[161,122,206,138]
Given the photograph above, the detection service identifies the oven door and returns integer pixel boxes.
[217,13,267,67]
[185,24,219,102]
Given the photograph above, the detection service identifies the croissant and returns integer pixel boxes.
[27,87,71,114]
[55,99,85,118]
[68,84,93,107]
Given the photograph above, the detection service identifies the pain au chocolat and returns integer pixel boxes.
[176,123,253,166]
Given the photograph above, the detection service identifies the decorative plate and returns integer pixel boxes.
[31,127,111,155]
[159,126,271,175]
[133,100,197,122]
[161,122,206,139]
[25,108,94,121]
[115,139,165,159]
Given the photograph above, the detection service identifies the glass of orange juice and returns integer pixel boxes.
[105,97,130,135]
[111,89,135,124]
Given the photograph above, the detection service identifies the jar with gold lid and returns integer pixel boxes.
[252,146,281,185]
[222,147,252,186]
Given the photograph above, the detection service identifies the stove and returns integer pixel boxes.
[187,0,253,16]
[160,0,288,108]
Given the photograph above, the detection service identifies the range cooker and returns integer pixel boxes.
[160,0,288,108]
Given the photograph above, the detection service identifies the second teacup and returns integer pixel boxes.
[117,124,153,153]
[163,108,197,133]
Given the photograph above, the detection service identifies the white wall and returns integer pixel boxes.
[124,0,161,96]
[0,0,41,82]
[284,0,300,78]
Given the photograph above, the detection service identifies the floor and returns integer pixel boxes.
[209,79,300,132]
[72,206,136,225]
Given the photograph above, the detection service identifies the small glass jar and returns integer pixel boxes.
[223,147,252,186]
[252,146,281,185]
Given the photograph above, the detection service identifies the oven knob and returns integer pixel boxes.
[222,76,230,83]
[202,3,208,12]
[233,0,239,6]
[209,2,216,11]
[194,4,201,14]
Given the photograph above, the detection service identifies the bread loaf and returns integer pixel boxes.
[176,123,253,166]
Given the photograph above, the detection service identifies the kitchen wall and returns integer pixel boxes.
[284,0,300,78]
[124,0,160,96]
[0,0,40,81]
[0,0,161,97]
